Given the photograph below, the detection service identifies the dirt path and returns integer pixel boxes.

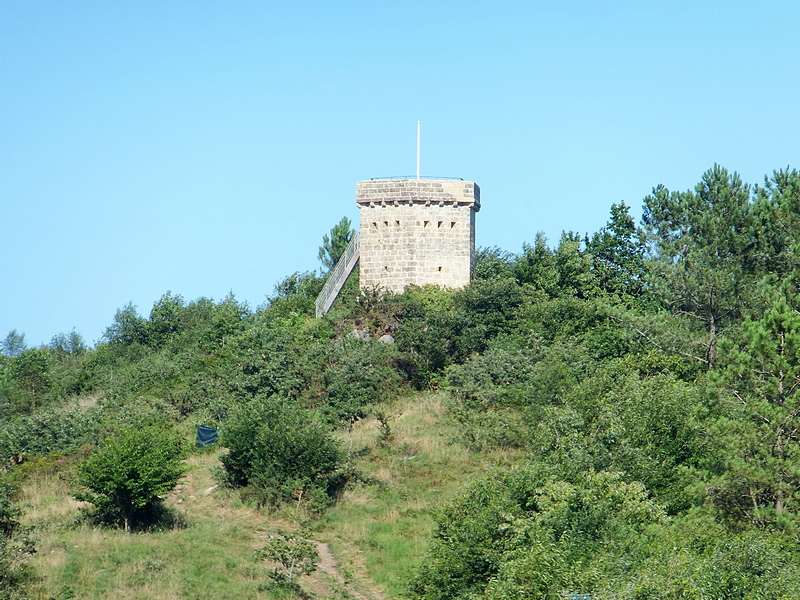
[314,541,374,600]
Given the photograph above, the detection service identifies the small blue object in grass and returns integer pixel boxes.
[196,425,219,447]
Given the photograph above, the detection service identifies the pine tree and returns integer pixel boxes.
[642,165,756,367]
[317,217,354,272]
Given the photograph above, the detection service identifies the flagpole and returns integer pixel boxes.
[416,121,420,180]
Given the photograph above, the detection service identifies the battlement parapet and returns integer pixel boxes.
[356,179,480,211]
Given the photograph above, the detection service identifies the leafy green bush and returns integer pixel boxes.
[396,280,536,388]
[452,278,531,350]
[523,361,704,513]
[601,513,800,599]
[102,352,176,403]
[224,325,304,400]
[218,396,341,507]
[254,528,319,588]
[394,287,460,388]
[0,406,101,461]
[0,478,19,538]
[74,425,186,531]
[443,348,533,449]
[445,347,537,408]
[321,338,401,423]
[409,467,665,600]
[264,271,324,319]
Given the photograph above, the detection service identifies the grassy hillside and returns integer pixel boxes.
[15,393,522,600]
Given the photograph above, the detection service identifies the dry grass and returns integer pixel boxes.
[19,467,85,527]
[77,393,101,409]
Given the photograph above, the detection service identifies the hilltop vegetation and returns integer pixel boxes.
[3,165,800,599]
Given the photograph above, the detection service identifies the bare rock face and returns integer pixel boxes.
[378,334,395,344]
[349,329,371,341]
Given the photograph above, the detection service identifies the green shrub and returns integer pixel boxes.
[322,338,401,423]
[218,396,341,507]
[264,271,324,319]
[445,347,537,408]
[0,406,101,462]
[225,326,304,400]
[395,307,460,389]
[409,467,665,600]
[74,425,186,532]
[254,528,319,587]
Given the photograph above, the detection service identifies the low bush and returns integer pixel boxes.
[0,406,101,462]
[322,338,401,423]
[74,425,186,532]
[218,395,342,508]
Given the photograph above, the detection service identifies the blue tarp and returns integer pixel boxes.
[196,425,219,447]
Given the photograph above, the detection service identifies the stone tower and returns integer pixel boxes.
[356,179,481,293]
[314,177,481,316]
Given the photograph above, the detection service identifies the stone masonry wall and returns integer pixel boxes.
[356,179,480,293]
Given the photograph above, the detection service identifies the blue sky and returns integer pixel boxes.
[2,0,798,347]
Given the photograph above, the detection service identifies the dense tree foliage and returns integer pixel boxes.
[410,467,666,600]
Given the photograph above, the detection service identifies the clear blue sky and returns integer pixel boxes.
[2,1,798,347]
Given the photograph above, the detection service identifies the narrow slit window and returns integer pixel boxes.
[437,221,443,228]
[395,220,400,226]
[450,221,456,228]
[424,221,430,227]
